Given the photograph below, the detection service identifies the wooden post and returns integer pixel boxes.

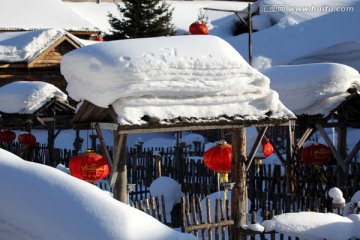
[47,120,55,166]
[113,131,128,203]
[337,123,348,191]
[231,128,247,240]
[248,3,253,66]
[285,123,295,194]
[155,154,162,178]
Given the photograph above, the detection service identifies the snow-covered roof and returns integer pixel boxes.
[0,81,68,114]
[0,0,100,33]
[61,35,295,129]
[261,63,360,117]
[0,28,86,63]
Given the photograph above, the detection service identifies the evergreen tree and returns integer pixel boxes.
[106,0,176,40]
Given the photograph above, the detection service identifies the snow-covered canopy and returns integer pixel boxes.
[61,35,295,126]
[261,63,360,116]
[0,81,67,114]
[0,148,195,240]
[0,0,99,32]
[0,28,84,63]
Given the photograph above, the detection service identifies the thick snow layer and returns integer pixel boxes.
[61,35,294,125]
[261,63,360,116]
[261,212,359,240]
[0,149,195,240]
[0,28,83,62]
[0,0,98,32]
[0,81,68,114]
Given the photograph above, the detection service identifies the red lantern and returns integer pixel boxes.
[0,130,16,144]
[69,150,110,183]
[18,132,36,147]
[189,21,209,35]
[262,140,274,158]
[203,141,232,183]
[301,143,332,168]
[94,36,103,41]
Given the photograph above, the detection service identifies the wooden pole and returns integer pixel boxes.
[248,3,253,66]
[285,123,295,194]
[113,131,128,203]
[231,128,247,240]
[337,117,348,192]
[155,154,162,178]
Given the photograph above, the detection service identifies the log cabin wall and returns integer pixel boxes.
[0,39,79,92]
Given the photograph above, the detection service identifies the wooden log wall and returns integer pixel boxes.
[0,40,77,92]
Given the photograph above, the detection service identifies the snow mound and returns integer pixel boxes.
[262,212,356,240]
[0,149,195,240]
[0,81,68,114]
[261,63,360,116]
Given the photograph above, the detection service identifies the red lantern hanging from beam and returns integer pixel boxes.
[262,140,274,158]
[189,21,209,35]
[18,132,36,148]
[0,130,16,144]
[203,141,232,183]
[69,149,110,183]
[301,143,332,168]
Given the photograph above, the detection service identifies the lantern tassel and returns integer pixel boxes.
[255,158,263,173]
[219,173,228,184]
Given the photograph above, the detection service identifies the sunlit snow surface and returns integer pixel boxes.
[61,35,294,125]
[0,149,195,240]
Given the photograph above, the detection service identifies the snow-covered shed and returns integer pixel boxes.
[0,28,88,91]
[262,63,360,190]
[61,35,296,237]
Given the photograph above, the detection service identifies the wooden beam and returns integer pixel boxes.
[116,120,294,134]
[344,140,360,164]
[203,7,249,14]
[246,126,268,171]
[91,122,119,131]
[109,133,125,187]
[94,123,114,166]
[296,127,315,149]
[266,133,286,164]
[315,124,348,172]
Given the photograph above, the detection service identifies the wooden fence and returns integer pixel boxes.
[2,141,360,212]
[133,194,359,240]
